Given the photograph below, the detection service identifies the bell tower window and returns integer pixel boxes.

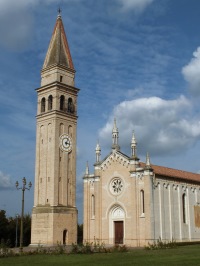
[41,97,46,113]
[68,98,74,113]
[48,95,53,110]
[60,95,65,110]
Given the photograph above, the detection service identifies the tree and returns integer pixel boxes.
[0,210,31,247]
[0,210,8,243]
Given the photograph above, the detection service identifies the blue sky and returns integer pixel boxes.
[1,0,200,223]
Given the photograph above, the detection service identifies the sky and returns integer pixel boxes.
[1,0,200,223]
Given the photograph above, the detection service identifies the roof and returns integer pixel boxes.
[140,162,200,183]
[43,14,74,70]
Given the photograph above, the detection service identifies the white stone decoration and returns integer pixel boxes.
[110,178,123,195]
[113,207,125,218]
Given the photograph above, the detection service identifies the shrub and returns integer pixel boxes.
[145,237,177,250]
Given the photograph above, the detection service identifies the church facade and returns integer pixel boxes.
[83,120,200,246]
[31,13,78,246]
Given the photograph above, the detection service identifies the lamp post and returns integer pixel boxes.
[15,214,19,248]
[16,177,32,253]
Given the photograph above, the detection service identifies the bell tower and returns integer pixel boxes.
[31,12,79,246]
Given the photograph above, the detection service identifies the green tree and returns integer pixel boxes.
[23,214,31,246]
[0,210,8,243]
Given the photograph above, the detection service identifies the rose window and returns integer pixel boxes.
[110,178,123,195]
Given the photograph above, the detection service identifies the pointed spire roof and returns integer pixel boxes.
[112,118,118,134]
[43,12,74,70]
[112,118,120,150]
[131,131,137,149]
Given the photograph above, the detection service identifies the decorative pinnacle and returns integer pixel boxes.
[145,152,152,170]
[112,118,118,133]
[95,141,101,153]
[131,131,137,148]
[112,118,120,150]
[131,131,138,158]
[85,161,89,175]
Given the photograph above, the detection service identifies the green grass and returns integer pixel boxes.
[1,245,200,266]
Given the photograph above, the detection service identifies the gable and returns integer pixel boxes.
[99,151,130,172]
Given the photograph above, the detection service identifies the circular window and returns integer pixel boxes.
[110,178,123,195]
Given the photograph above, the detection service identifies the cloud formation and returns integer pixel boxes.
[0,171,12,189]
[117,0,155,12]
[99,95,200,156]
[182,47,200,95]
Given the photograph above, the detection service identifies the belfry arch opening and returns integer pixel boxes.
[68,98,74,113]
[41,97,46,113]
[48,95,53,110]
[60,95,65,110]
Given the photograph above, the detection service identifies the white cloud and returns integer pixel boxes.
[182,47,200,95]
[99,96,200,156]
[0,171,12,189]
[117,0,155,13]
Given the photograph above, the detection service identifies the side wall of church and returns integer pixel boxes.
[83,158,200,247]
[153,177,200,242]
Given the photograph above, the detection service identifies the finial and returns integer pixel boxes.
[145,152,152,170]
[113,118,118,133]
[131,131,137,148]
[96,141,101,162]
[131,131,137,157]
[112,118,120,150]
[85,161,89,175]
[57,7,62,18]
[96,140,101,152]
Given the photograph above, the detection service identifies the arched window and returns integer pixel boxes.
[140,190,145,215]
[48,95,53,110]
[41,97,46,113]
[67,98,74,113]
[91,195,95,218]
[60,95,65,110]
[182,193,187,223]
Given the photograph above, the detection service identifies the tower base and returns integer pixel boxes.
[31,206,77,246]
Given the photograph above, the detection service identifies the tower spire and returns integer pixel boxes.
[43,13,74,70]
[112,118,120,151]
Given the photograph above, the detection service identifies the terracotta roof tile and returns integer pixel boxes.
[140,162,200,183]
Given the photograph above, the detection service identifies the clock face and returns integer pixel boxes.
[60,134,72,153]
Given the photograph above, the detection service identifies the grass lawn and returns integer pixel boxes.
[1,245,200,266]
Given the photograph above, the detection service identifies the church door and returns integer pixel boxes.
[114,221,123,244]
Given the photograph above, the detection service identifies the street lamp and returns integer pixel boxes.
[16,177,32,253]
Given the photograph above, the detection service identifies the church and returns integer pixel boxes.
[30,11,200,247]
[83,119,200,246]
